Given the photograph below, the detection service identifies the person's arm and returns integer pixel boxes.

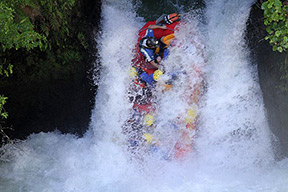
[148,25,167,30]
[149,55,163,69]
[149,60,159,69]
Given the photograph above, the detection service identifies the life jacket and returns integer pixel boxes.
[156,13,181,25]
[161,33,175,48]
[133,102,154,114]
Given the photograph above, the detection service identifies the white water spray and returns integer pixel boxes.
[196,0,274,169]
[1,0,288,191]
[90,1,139,143]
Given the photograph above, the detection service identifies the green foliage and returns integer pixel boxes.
[0,1,46,51]
[0,96,8,120]
[0,64,13,77]
[262,1,288,92]
[1,0,89,82]
[0,95,10,144]
[0,0,46,79]
[77,32,89,49]
[37,0,77,49]
[261,0,288,53]
[0,0,92,143]
[0,0,45,130]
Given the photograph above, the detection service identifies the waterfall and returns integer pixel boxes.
[195,0,274,169]
[0,0,288,191]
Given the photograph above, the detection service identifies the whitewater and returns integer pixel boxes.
[1,0,288,191]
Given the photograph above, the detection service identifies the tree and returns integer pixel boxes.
[0,1,46,76]
[0,0,90,143]
[0,0,46,143]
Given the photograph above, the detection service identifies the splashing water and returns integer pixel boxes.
[196,0,274,169]
[1,0,288,191]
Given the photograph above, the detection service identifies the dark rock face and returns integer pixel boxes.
[4,68,95,139]
[247,1,288,159]
[2,0,102,141]
[83,0,102,27]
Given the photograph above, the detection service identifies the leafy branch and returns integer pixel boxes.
[261,0,288,52]
[0,1,46,51]
[0,0,47,145]
[0,96,13,144]
[0,0,90,145]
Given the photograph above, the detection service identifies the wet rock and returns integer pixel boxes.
[247,0,288,159]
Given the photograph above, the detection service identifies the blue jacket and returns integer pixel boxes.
[139,72,155,87]
[139,29,156,62]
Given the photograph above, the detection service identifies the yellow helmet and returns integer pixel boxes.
[153,70,163,81]
[129,67,137,78]
[144,113,154,126]
[143,133,154,144]
[185,107,197,124]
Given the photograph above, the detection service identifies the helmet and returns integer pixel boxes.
[143,133,154,144]
[146,37,159,48]
[129,67,137,78]
[185,107,197,124]
[144,113,154,126]
[153,70,163,81]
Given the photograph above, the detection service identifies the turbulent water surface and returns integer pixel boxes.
[1,0,288,191]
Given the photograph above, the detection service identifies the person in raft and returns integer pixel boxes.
[135,13,180,87]
[138,13,181,69]
[130,67,163,88]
